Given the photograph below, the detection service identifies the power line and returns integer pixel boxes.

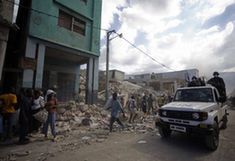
[3,0,108,32]
[116,33,175,71]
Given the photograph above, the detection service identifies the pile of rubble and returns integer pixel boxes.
[55,101,157,135]
[55,101,110,134]
[54,73,161,136]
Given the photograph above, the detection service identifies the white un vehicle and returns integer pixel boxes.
[157,85,228,150]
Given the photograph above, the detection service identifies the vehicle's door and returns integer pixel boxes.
[214,88,224,121]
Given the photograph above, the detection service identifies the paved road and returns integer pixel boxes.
[49,110,235,161]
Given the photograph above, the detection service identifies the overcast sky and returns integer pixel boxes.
[99,0,235,77]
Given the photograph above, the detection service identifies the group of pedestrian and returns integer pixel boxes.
[106,92,160,132]
[0,87,58,144]
[125,92,159,123]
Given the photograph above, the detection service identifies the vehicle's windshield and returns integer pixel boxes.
[174,88,214,102]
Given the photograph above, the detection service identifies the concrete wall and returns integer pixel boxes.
[0,0,14,22]
[153,69,199,81]
[134,74,151,81]
[0,26,9,81]
[110,70,125,81]
[28,0,102,56]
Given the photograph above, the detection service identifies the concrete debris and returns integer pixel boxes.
[96,138,105,143]
[137,140,147,144]
[55,99,157,137]
[45,78,159,155]
[81,136,91,141]
[81,118,92,126]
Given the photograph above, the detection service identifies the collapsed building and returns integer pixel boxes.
[126,69,199,95]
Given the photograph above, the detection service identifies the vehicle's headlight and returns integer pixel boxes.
[162,111,167,116]
[201,112,208,120]
[192,113,200,119]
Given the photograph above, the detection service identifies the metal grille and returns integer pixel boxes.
[159,109,207,121]
[166,110,193,120]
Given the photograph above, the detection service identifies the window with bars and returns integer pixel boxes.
[72,17,86,35]
[58,10,86,36]
[58,10,72,30]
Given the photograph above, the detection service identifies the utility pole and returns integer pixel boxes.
[105,30,122,102]
[105,30,115,102]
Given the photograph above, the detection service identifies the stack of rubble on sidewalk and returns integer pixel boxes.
[55,101,110,134]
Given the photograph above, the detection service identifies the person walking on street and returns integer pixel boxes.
[127,95,137,123]
[141,93,148,115]
[147,94,154,114]
[106,92,125,132]
[43,90,57,141]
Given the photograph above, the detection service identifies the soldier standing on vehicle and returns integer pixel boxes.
[207,71,226,102]
[188,76,201,87]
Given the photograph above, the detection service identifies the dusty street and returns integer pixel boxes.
[1,109,235,161]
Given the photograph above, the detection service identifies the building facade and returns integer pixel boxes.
[152,69,199,81]
[125,73,151,86]
[2,0,102,104]
[125,69,199,94]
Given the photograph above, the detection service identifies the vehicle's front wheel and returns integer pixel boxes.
[205,122,219,151]
[159,126,171,138]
